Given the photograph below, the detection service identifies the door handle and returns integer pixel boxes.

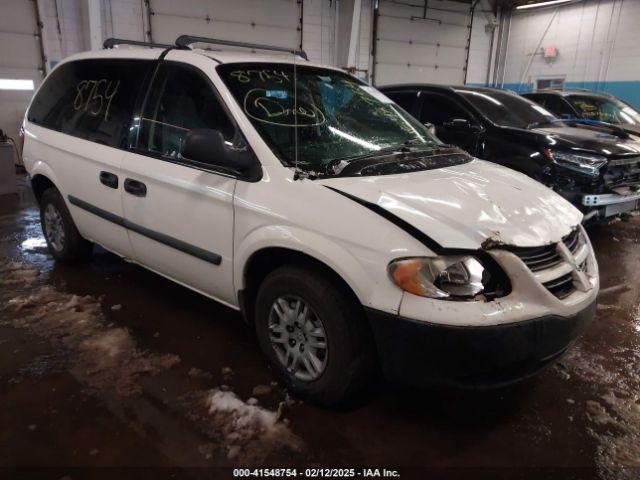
[99,171,118,189]
[124,178,147,197]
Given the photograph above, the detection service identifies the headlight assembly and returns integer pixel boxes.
[388,256,488,300]
[544,149,607,176]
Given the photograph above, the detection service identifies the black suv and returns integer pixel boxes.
[380,84,640,221]
[523,89,640,136]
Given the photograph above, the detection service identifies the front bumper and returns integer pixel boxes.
[582,188,640,218]
[366,300,596,388]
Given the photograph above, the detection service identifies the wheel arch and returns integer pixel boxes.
[30,174,57,204]
[236,227,375,325]
[29,161,62,204]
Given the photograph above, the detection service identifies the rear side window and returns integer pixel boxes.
[28,59,152,148]
[137,63,235,159]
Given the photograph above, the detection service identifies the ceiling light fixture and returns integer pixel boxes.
[516,0,576,10]
[0,79,34,90]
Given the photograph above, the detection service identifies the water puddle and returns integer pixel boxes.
[562,344,640,479]
[0,259,302,465]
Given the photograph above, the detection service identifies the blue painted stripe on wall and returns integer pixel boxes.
[467,81,640,110]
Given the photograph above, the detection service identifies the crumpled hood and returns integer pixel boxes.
[322,159,583,250]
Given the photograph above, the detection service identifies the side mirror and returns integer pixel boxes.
[181,128,260,180]
[443,118,472,130]
[443,118,483,133]
[422,122,436,135]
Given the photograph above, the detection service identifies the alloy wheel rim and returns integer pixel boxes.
[43,204,65,252]
[268,295,328,381]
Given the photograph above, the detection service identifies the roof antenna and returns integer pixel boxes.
[293,49,300,178]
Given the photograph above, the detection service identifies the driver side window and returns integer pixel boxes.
[138,63,235,160]
[419,93,473,126]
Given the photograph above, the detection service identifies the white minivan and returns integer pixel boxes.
[23,37,599,404]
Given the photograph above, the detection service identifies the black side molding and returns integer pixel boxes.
[324,186,472,256]
[67,195,222,265]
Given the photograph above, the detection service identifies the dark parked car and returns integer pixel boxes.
[380,84,640,221]
[523,90,640,136]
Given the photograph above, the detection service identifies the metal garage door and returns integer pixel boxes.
[0,0,44,137]
[373,0,472,86]
[147,0,302,54]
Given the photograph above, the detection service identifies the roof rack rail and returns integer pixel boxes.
[103,38,174,49]
[175,35,308,60]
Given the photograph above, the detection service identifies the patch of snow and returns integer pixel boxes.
[0,260,180,396]
[207,389,303,464]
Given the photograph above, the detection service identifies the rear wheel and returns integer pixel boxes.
[255,266,375,406]
[39,188,93,262]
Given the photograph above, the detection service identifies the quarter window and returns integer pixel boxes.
[533,94,576,118]
[137,63,235,160]
[28,59,152,148]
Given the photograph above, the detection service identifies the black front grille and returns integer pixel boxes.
[604,156,640,188]
[563,228,579,252]
[543,272,574,299]
[508,229,583,299]
[542,259,587,300]
[510,229,579,272]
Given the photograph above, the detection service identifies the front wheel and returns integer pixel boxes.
[254,266,376,406]
[39,187,93,262]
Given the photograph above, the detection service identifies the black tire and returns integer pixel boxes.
[39,187,93,263]
[255,265,376,406]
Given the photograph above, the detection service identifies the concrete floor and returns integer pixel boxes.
[1,185,639,480]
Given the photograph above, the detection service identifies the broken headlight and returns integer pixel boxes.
[388,256,488,300]
[544,149,607,177]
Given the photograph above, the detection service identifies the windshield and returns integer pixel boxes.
[567,95,640,126]
[217,63,440,170]
[456,89,557,129]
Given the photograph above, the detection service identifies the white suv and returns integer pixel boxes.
[23,37,599,404]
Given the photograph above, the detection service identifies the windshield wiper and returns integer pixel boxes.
[376,139,418,154]
[324,140,430,175]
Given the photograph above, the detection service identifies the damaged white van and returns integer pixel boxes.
[23,37,599,404]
